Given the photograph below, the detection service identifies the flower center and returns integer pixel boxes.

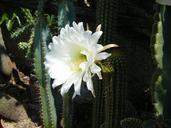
[70,45,87,72]
[71,53,86,72]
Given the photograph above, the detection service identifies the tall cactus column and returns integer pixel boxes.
[96,0,118,44]
[33,0,57,128]
[161,6,171,120]
[103,53,127,128]
[92,0,127,128]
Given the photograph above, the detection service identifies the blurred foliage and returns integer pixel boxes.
[0,8,58,60]
[0,12,21,31]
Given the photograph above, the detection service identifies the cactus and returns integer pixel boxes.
[33,0,57,127]
[160,6,171,121]
[92,0,128,128]
[96,0,118,44]
[151,5,171,128]
[58,0,75,29]
[92,0,119,128]
[151,5,164,117]
[104,52,127,128]
[120,117,143,128]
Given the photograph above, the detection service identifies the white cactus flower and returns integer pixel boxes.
[45,22,118,97]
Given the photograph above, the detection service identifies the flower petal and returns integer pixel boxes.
[94,44,104,51]
[90,64,101,74]
[90,31,103,44]
[83,70,91,82]
[61,81,73,96]
[73,22,84,32]
[45,60,72,86]
[86,79,95,96]
[52,79,64,88]
[96,52,111,60]
[78,22,84,32]
[44,22,114,97]
[96,24,101,31]
[83,30,92,39]
[60,73,78,96]
[74,74,83,95]
[96,72,102,79]
[79,62,88,71]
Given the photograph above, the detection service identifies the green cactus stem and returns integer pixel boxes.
[96,0,118,44]
[152,5,171,127]
[103,51,127,128]
[63,93,72,128]
[92,0,119,128]
[151,5,164,117]
[33,0,57,127]
[120,117,143,128]
[161,5,171,121]
[93,0,127,128]
[58,0,75,29]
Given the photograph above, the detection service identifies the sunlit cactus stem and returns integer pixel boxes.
[152,6,164,117]
[58,0,75,29]
[161,5,171,121]
[33,0,57,127]
[153,4,171,126]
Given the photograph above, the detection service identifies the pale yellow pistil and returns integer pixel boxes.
[70,53,87,72]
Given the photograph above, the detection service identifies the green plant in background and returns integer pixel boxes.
[11,8,57,59]
[33,0,57,127]
[0,1,163,128]
[0,12,21,31]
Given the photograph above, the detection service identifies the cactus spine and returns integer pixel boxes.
[33,0,57,127]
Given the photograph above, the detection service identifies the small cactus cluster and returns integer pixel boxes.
[120,117,143,128]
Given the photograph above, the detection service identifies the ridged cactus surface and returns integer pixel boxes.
[104,54,127,128]
[33,0,57,127]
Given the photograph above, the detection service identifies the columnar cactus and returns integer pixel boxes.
[92,0,127,128]
[103,53,127,128]
[33,0,57,127]
[152,5,171,125]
